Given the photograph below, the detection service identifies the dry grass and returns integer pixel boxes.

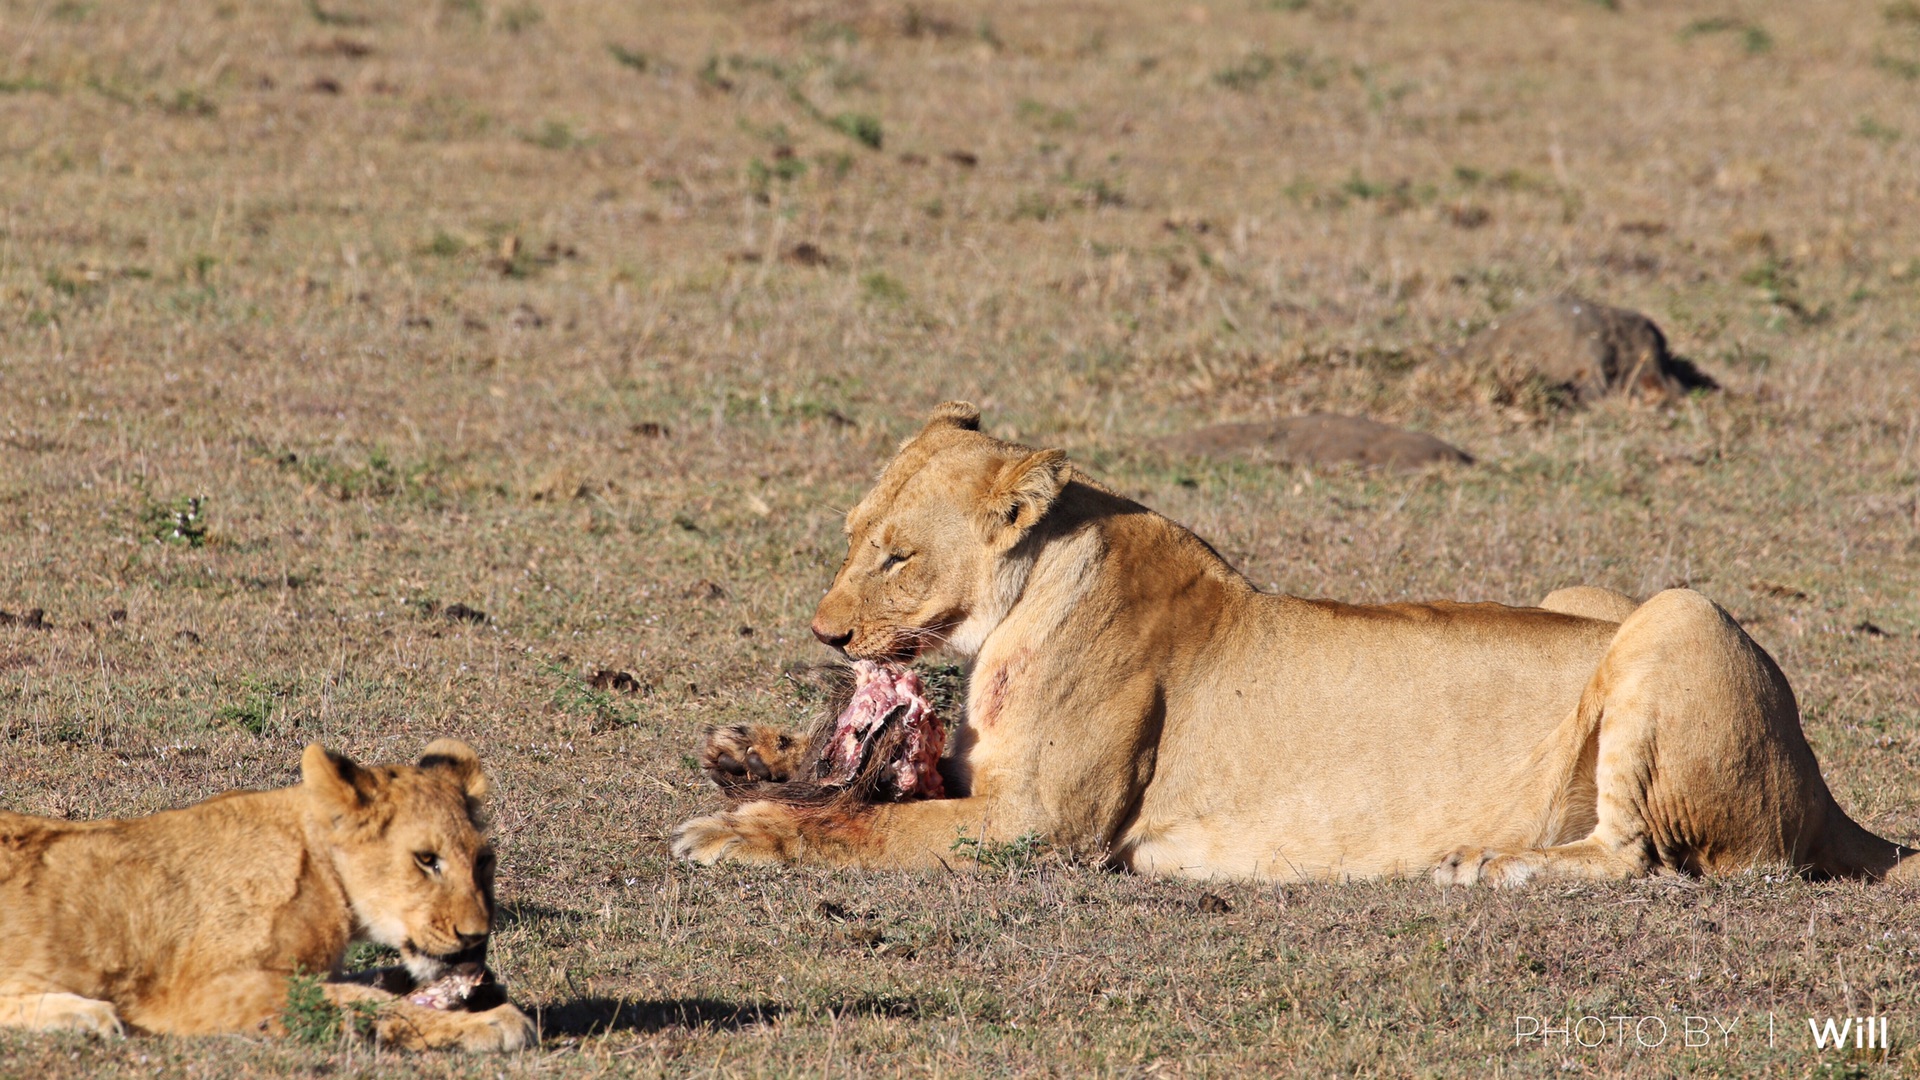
[3,0,1920,1074]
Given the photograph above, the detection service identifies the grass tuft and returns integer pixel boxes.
[827,112,883,150]
[951,830,1049,872]
[305,0,367,28]
[141,496,209,547]
[281,971,341,1045]
[1680,16,1773,53]
[1214,53,1276,91]
[607,44,649,72]
[860,271,907,302]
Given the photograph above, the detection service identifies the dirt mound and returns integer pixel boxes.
[1160,413,1472,469]
[1461,296,1717,405]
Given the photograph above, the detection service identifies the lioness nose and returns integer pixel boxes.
[811,620,853,649]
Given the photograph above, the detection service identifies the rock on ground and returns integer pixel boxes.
[1160,413,1472,469]
[1463,295,1716,404]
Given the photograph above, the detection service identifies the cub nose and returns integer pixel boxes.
[811,620,853,649]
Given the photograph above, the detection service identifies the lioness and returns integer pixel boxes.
[0,739,536,1050]
[675,402,1920,886]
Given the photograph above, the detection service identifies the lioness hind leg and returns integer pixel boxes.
[700,724,808,790]
[0,992,125,1037]
[1538,585,1640,623]
[1439,589,1842,888]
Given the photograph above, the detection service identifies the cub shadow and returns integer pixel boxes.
[536,997,783,1037]
[495,905,782,1037]
[495,901,586,928]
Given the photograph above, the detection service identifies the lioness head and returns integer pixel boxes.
[811,401,1071,661]
[300,738,497,982]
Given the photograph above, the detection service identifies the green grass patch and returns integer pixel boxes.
[1214,53,1277,91]
[827,112,883,150]
[141,496,209,547]
[281,970,341,1045]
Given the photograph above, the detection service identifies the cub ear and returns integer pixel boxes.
[301,743,373,811]
[975,448,1070,549]
[923,400,982,433]
[418,738,488,800]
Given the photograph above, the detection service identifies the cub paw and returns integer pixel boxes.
[671,804,799,865]
[1432,847,1540,888]
[459,1003,537,1052]
[700,724,805,790]
[375,1000,536,1052]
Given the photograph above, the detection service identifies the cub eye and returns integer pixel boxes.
[879,552,909,572]
[414,851,442,875]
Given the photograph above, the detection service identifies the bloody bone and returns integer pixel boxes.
[818,660,945,799]
[407,963,486,1010]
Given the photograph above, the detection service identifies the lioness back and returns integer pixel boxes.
[1132,594,1623,878]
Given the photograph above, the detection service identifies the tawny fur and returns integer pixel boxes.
[674,402,1920,886]
[0,740,536,1050]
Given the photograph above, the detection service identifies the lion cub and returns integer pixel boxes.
[0,739,535,1051]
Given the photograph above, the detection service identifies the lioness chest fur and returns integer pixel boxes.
[675,402,1919,886]
[0,740,535,1050]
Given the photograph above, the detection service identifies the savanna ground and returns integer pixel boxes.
[3,0,1920,1075]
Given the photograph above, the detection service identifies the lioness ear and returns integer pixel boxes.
[975,448,1070,549]
[924,400,982,433]
[301,743,372,811]
[419,738,488,800]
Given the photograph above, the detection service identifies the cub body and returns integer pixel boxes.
[0,740,535,1050]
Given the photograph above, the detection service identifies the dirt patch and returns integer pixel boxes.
[1160,414,1472,469]
[1458,296,1718,406]
[440,603,488,624]
[0,608,52,631]
[587,669,643,694]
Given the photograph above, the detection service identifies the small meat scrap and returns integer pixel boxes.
[408,963,484,1010]
[821,661,945,799]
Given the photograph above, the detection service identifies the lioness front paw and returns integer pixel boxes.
[67,998,127,1038]
[671,803,800,865]
[9,993,126,1038]
[700,723,806,790]
[1432,847,1540,888]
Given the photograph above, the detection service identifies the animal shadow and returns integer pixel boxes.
[495,901,583,928]
[536,997,783,1037]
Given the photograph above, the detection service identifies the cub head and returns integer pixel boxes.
[810,401,1072,661]
[300,738,497,982]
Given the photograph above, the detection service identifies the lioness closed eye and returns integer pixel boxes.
[0,739,536,1051]
[674,401,1920,887]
